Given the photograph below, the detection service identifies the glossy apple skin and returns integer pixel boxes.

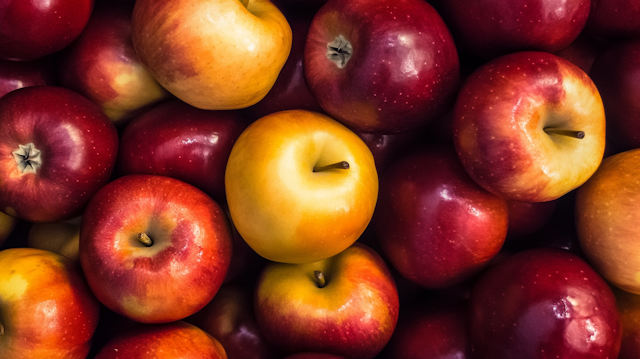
[375,145,509,288]
[59,2,170,125]
[584,0,640,40]
[132,0,292,110]
[469,248,621,359]
[439,0,590,60]
[575,149,640,294]
[117,99,248,204]
[254,243,399,359]
[0,0,93,61]
[0,58,57,98]
[0,248,100,359]
[0,86,119,223]
[225,109,378,264]
[453,51,606,202]
[94,321,227,359]
[304,0,460,134]
[186,284,281,359]
[79,174,233,323]
[589,40,640,152]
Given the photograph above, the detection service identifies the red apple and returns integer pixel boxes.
[304,0,460,133]
[469,248,622,359]
[117,99,248,204]
[254,243,399,359]
[584,0,640,40]
[439,0,591,60]
[283,354,345,359]
[375,144,509,288]
[79,174,233,323]
[554,33,604,74]
[59,2,171,125]
[453,51,606,202]
[0,57,56,98]
[0,247,100,358]
[0,0,94,61]
[94,321,227,359]
[0,86,119,223]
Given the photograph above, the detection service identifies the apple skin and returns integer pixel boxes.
[589,40,640,152]
[59,2,171,125]
[0,0,94,61]
[613,286,640,359]
[304,0,460,134]
[0,210,17,248]
[0,58,57,98]
[79,174,233,323]
[0,247,100,359]
[0,86,119,223]
[375,144,509,289]
[506,199,558,240]
[469,248,622,359]
[254,243,399,359]
[225,109,378,264]
[553,33,603,75]
[116,99,248,204]
[94,321,227,359]
[453,51,606,203]
[132,0,292,110]
[584,0,640,40]
[439,0,590,61]
[575,148,640,294]
[283,354,345,359]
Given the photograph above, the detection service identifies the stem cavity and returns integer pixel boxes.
[544,128,585,139]
[313,161,350,172]
[138,233,153,247]
[12,143,42,174]
[327,35,353,69]
[314,270,327,288]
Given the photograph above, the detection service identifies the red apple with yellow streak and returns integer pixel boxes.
[0,247,100,359]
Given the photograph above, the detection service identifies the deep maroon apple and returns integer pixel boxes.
[0,58,56,98]
[469,248,622,359]
[584,0,640,40]
[0,86,118,223]
[0,0,94,61]
[304,0,460,133]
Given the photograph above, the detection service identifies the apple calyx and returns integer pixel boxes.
[327,35,353,69]
[543,128,585,139]
[313,161,350,172]
[314,270,327,288]
[12,143,42,174]
[138,233,153,247]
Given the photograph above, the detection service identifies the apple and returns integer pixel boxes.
[584,0,640,40]
[375,144,509,289]
[116,99,248,204]
[28,219,81,262]
[59,1,171,125]
[439,0,591,61]
[304,0,460,134]
[588,40,640,152]
[575,148,640,294]
[0,86,119,223]
[355,129,425,173]
[283,354,345,359]
[0,211,17,248]
[94,321,227,359]
[254,242,399,359]
[225,109,378,264]
[469,247,622,359]
[613,286,640,359]
[452,51,606,203]
[79,174,233,323]
[506,199,558,240]
[554,33,603,74]
[0,57,57,98]
[0,0,93,61]
[131,0,292,110]
[0,247,100,358]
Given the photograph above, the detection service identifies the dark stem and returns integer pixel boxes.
[544,128,585,139]
[313,161,350,172]
[314,270,327,288]
[138,233,153,247]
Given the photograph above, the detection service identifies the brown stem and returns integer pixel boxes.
[544,128,585,139]
[138,233,153,247]
[313,161,350,172]
[314,270,327,288]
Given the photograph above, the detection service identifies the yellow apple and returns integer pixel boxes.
[225,109,378,264]
[132,0,292,110]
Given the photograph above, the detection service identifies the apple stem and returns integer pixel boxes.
[313,161,350,172]
[138,233,153,247]
[314,270,327,288]
[544,128,585,139]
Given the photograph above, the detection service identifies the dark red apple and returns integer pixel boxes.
[116,99,248,204]
[374,144,509,289]
[304,0,460,134]
[469,247,622,359]
[584,0,640,40]
[0,58,56,98]
[0,0,94,61]
[283,354,345,359]
[0,86,119,223]
[554,33,604,74]
[506,199,558,240]
[356,129,424,173]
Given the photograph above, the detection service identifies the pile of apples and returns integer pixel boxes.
[2,0,640,358]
